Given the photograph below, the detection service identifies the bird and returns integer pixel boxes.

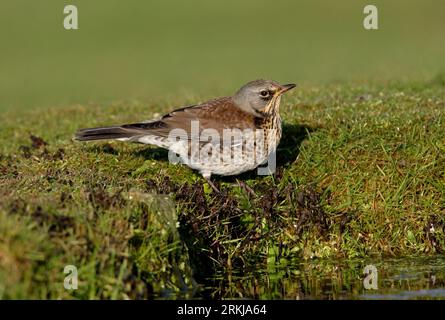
[75,79,296,192]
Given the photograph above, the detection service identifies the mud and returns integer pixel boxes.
[30,134,48,149]
[8,199,75,235]
[18,134,65,161]
[87,187,126,210]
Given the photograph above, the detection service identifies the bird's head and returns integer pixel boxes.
[233,79,296,117]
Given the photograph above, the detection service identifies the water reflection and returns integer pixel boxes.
[197,256,445,300]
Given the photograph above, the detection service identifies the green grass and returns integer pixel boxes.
[1,0,445,300]
[1,0,445,110]
[1,79,444,298]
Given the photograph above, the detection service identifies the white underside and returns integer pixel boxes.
[117,132,278,177]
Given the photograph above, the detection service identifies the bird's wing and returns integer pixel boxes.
[123,97,258,144]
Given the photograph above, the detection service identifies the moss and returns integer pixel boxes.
[0,81,444,298]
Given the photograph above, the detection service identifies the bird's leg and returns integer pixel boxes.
[237,179,256,197]
[202,174,220,193]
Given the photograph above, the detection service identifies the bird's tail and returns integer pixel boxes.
[74,123,153,141]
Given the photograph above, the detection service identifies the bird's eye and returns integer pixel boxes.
[260,90,269,97]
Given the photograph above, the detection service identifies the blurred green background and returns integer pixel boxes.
[1,0,444,111]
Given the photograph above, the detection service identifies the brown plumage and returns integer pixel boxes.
[76,97,258,142]
[75,80,296,192]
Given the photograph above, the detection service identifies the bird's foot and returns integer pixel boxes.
[237,180,256,197]
[203,176,221,194]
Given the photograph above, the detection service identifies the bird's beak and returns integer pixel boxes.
[278,83,297,94]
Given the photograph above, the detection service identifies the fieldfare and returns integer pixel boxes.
[75,80,296,191]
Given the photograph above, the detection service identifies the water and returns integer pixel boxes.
[183,255,445,300]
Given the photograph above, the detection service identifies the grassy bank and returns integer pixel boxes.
[1,80,445,299]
